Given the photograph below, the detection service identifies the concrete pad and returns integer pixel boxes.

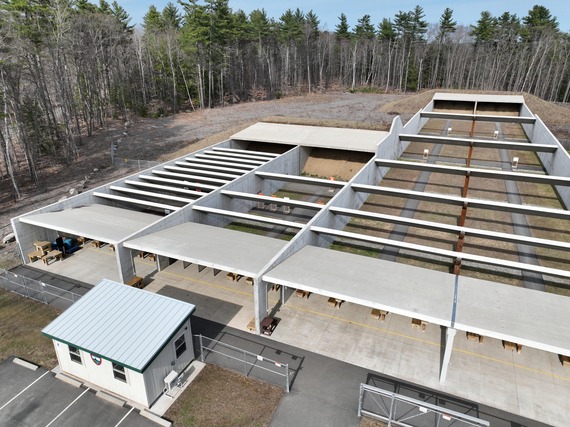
[232,122,387,153]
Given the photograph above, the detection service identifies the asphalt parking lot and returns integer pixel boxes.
[0,357,159,427]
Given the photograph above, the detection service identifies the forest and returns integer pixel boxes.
[0,1,567,196]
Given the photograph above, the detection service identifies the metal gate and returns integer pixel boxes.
[195,334,291,392]
[358,383,490,427]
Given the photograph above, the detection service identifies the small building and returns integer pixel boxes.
[42,279,196,407]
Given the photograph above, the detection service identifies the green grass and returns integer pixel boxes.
[0,289,61,368]
[165,364,283,427]
[330,241,381,258]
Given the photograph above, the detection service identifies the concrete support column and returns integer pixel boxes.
[116,244,135,284]
[440,327,457,383]
[253,278,268,335]
[157,255,169,272]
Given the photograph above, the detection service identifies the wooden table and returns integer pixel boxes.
[27,250,44,262]
[33,241,51,254]
[371,309,388,321]
[126,276,144,289]
[42,250,63,265]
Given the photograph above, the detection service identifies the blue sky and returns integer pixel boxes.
[121,1,569,32]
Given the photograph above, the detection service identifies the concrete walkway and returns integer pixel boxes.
[190,315,547,427]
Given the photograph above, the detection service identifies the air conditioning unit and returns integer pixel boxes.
[164,370,179,393]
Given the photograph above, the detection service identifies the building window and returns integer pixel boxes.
[175,334,186,358]
[69,346,82,364]
[113,363,127,383]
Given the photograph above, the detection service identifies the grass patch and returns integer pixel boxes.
[165,364,283,427]
[330,241,381,258]
[226,222,269,236]
[0,289,61,368]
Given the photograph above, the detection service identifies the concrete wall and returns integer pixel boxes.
[532,115,570,209]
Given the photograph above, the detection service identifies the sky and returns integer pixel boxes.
[121,0,569,32]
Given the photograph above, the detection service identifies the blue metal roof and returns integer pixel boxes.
[42,279,195,372]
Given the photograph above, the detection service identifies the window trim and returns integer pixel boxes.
[175,334,187,358]
[69,345,82,364]
[112,363,127,383]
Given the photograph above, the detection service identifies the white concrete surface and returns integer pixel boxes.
[231,123,387,153]
[19,205,161,243]
[124,223,287,277]
[263,245,455,326]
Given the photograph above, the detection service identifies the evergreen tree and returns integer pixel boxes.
[522,5,559,41]
[335,13,350,40]
[470,11,496,44]
[354,14,375,39]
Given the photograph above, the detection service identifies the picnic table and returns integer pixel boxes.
[42,250,63,265]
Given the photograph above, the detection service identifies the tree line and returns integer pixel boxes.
[0,1,567,197]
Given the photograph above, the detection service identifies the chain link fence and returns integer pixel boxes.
[0,269,82,310]
[195,334,291,392]
[112,158,160,171]
[358,383,490,427]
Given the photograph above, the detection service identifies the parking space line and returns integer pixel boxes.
[0,371,50,411]
[45,387,90,427]
[114,407,134,427]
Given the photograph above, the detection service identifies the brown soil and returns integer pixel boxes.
[164,363,283,427]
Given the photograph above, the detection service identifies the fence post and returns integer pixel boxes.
[41,282,48,304]
[21,276,30,298]
[285,363,290,393]
[243,350,247,377]
[357,384,364,417]
[199,335,205,362]
[388,394,395,427]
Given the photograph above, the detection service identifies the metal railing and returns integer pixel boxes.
[0,269,82,310]
[195,334,290,392]
[358,383,490,427]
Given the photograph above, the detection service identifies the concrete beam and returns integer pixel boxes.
[399,134,556,152]
[164,165,239,180]
[109,186,194,204]
[207,149,276,161]
[140,175,218,191]
[440,328,457,383]
[193,206,304,228]
[375,159,570,186]
[310,226,570,279]
[93,192,180,212]
[256,171,347,187]
[221,190,324,209]
[420,111,536,124]
[352,184,570,220]
[185,157,256,170]
[175,161,245,175]
[330,206,570,251]
[151,170,230,185]
[196,153,264,166]
[213,146,279,158]
[125,180,204,197]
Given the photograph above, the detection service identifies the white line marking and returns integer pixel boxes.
[45,387,90,427]
[0,371,50,411]
[114,407,134,427]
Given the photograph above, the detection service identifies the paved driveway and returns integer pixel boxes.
[0,357,158,427]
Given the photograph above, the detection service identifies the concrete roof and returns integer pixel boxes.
[42,279,195,372]
[263,246,570,356]
[454,275,570,356]
[124,222,287,276]
[432,92,526,104]
[19,205,160,243]
[231,123,387,153]
[263,245,455,326]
